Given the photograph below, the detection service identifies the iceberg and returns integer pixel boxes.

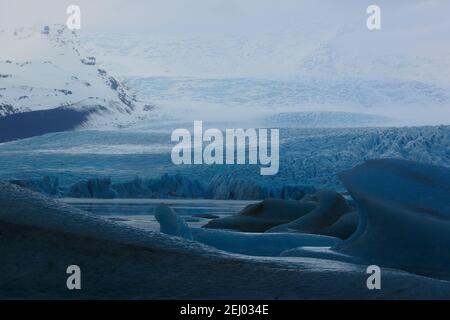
[267,190,352,234]
[337,159,450,279]
[283,159,450,280]
[154,204,340,256]
[204,199,316,232]
[320,211,359,240]
[202,159,450,280]
[154,204,193,240]
[204,190,356,239]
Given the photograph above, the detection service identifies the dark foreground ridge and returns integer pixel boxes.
[1,160,450,299]
[0,107,91,143]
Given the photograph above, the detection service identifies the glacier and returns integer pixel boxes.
[0,126,448,194]
[83,29,450,127]
[11,173,312,201]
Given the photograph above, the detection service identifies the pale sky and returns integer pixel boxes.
[1,0,449,37]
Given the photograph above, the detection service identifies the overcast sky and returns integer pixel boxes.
[1,0,449,37]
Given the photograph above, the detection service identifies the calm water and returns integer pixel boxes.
[62,198,254,232]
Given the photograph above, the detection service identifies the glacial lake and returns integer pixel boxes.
[61,198,255,232]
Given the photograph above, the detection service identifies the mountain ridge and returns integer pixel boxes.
[0,25,155,135]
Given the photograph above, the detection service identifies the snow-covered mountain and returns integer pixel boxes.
[81,32,450,126]
[0,25,155,141]
[81,32,450,84]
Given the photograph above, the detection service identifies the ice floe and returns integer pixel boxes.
[155,204,340,256]
[204,190,356,238]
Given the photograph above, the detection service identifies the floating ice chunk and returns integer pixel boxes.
[155,204,340,256]
[193,229,341,256]
[204,190,355,239]
[320,211,359,240]
[267,190,352,234]
[335,159,450,278]
[280,246,361,264]
[204,199,316,232]
[154,204,192,240]
[286,159,450,279]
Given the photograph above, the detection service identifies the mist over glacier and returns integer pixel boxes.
[2,1,450,129]
[74,0,450,127]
